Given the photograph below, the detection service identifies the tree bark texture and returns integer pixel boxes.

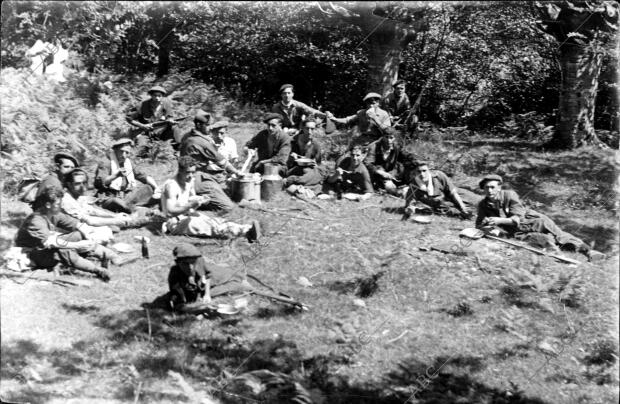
[553,43,604,148]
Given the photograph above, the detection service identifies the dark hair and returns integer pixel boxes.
[66,168,89,184]
[32,186,64,210]
[393,80,406,87]
[178,155,197,171]
[350,145,367,154]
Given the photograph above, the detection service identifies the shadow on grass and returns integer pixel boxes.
[1,307,551,404]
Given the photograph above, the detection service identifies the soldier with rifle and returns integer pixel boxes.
[126,85,186,152]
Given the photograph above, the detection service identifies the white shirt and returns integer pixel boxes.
[161,177,196,217]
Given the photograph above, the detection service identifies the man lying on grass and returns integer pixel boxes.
[476,174,606,261]
[94,138,161,214]
[15,187,140,282]
[325,145,374,201]
[161,156,261,242]
[62,168,152,230]
[404,160,475,219]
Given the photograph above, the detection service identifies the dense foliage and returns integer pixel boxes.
[1,1,617,129]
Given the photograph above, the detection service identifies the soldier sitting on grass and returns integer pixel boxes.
[15,187,139,282]
[404,160,475,219]
[364,127,406,196]
[325,145,374,201]
[94,138,161,214]
[476,174,606,261]
[167,243,212,310]
[160,156,261,242]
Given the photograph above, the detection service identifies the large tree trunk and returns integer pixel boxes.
[367,25,405,96]
[552,43,604,148]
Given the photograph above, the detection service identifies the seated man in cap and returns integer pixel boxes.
[382,80,412,126]
[326,92,391,144]
[364,127,406,195]
[476,174,605,261]
[180,114,243,213]
[284,119,326,190]
[94,138,161,214]
[126,85,183,148]
[34,152,79,200]
[272,84,328,136]
[161,156,260,242]
[167,243,211,310]
[208,120,239,166]
[404,161,475,219]
[14,186,139,282]
[245,113,291,176]
[325,145,374,201]
[63,168,151,229]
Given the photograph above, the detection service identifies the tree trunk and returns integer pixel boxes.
[366,24,404,96]
[551,43,604,148]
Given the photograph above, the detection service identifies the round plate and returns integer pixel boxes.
[217,304,239,315]
[411,215,432,224]
[111,242,136,253]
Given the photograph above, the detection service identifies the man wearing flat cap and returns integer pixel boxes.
[272,84,328,136]
[126,85,182,149]
[382,80,412,125]
[476,174,605,261]
[403,160,475,219]
[34,152,79,199]
[179,112,242,212]
[94,138,161,213]
[326,92,391,142]
[209,120,239,166]
[167,243,211,310]
[245,113,291,175]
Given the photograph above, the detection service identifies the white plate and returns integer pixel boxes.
[411,215,432,224]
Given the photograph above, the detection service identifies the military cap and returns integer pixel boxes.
[173,243,202,259]
[111,138,134,149]
[210,120,229,130]
[279,84,294,93]
[479,174,503,189]
[148,85,167,95]
[194,109,212,124]
[363,92,382,102]
[53,152,79,167]
[263,113,283,124]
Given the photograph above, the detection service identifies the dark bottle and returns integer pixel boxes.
[141,237,150,259]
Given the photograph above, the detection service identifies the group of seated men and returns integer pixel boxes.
[14,82,605,284]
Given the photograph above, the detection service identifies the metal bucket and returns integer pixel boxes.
[231,174,261,203]
[261,163,283,201]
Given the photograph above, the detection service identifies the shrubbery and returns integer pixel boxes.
[0,67,265,194]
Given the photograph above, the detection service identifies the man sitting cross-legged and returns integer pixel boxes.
[284,118,327,191]
[94,138,161,214]
[161,156,261,242]
[364,127,406,196]
[404,160,475,219]
[325,145,374,201]
[15,187,139,282]
[476,174,606,261]
[245,113,291,176]
[62,168,151,229]
[167,243,212,310]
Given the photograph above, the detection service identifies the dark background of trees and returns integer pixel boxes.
[1,1,617,132]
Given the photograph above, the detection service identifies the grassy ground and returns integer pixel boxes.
[1,125,618,404]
